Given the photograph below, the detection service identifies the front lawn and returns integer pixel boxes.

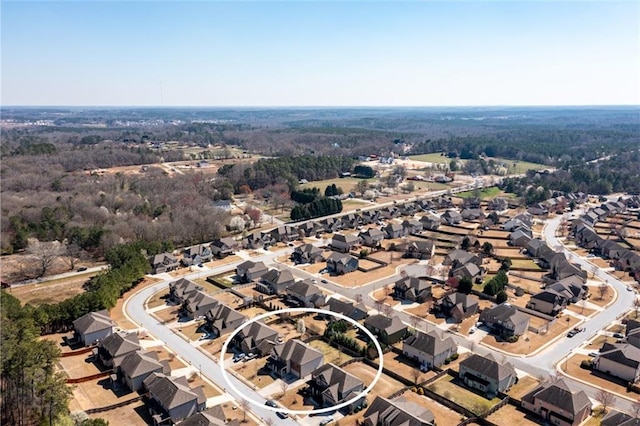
[426,375,502,416]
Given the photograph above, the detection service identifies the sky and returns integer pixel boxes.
[1,1,639,107]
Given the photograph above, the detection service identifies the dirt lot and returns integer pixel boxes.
[587,285,616,307]
[486,403,542,426]
[110,276,163,330]
[239,306,269,318]
[69,377,141,412]
[308,340,353,366]
[180,322,208,341]
[507,375,540,399]
[372,288,400,307]
[482,314,580,355]
[279,388,317,411]
[330,261,414,287]
[186,375,222,398]
[267,321,301,341]
[211,290,244,308]
[561,354,632,395]
[343,362,405,398]
[586,335,618,350]
[58,353,103,378]
[153,305,180,323]
[89,400,149,426]
[218,401,259,426]
[508,275,544,294]
[233,358,275,389]
[9,271,97,305]
[168,255,241,278]
[400,389,465,425]
[426,374,501,416]
[146,288,170,309]
[566,303,597,317]
[39,332,77,354]
[382,352,437,384]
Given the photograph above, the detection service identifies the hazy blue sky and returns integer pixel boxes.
[2,1,639,106]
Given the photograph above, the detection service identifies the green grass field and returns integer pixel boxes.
[299,177,364,194]
[409,153,547,175]
[409,153,452,164]
[457,186,502,199]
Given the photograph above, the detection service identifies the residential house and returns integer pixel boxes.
[205,304,246,338]
[169,278,200,304]
[324,298,368,321]
[480,303,530,337]
[236,260,268,283]
[525,239,547,258]
[319,217,343,233]
[626,320,640,349]
[441,210,462,225]
[210,237,238,258]
[398,203,419,216]
[420,213,441,231]
[434,196,453,208]
[118,350,168,392]
[73,309,115,346]
[526,289,567,316]
[601,410,640,426]
[181,244,213,266]
[393,276,432,303]
[383,223,405,239]
[341,213,363,229]
[403,240,435,260]
[617,250,640,274]
[452,262,484,283]
[234,321,279,356]
[463,197,482,209]
[443,249,482,267]
[298,221,319,237]
[143,373,206,425]
[331,233,360,253]
[403,330,457,369]
[488,198,508,211]
[310,363,365,411]
[97,331,141,369]
[552,259,587,282]
[600,240,629,260]
[292,244,325,264]
[268,339,324,379]
[510,228,532,248]
[379,206,400,220]
[521,379,591,426]
[361,210,381,225]
[269,225,299,243]
[181,290,219,320]
[364,315,407,345]
[150,252,179,274]
[502,218,530,232]
[401,219,423,235]
[435,292,479,322]
[286,280,325,308]
[240,231,270,250]
[527,203,548,216]
[461,208,485,222]
[359,228,385,248]
[257,268,296,295]
[363,395,435,426]
[593,343,640,383]
[326,252,359,275]
[546,275,587,303]
[180,406,239,426]
[459,354,518,396]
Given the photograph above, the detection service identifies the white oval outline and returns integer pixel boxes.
[219,307,384,416]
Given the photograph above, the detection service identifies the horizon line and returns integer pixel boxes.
[2,104,640,109]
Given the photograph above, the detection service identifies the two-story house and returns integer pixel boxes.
[393,276,432,303]
[459,354,517,396]
[521,379,591,426]
[358,228,385,248]
[205,304,247,338]
[234,321,279,357]
[363,396,435,426]
[326,252,359,275]
[257,268,296,295]
[291,244,325,264]
[310,363,365,412]
[402,330,457,370]
[268,339,324,379]
[236,260,268,283]
[73,309,115,346]
[479,303,530,337]
[143,373,206,424]
[364,315,407,345]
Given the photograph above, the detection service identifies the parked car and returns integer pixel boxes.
[319,417,334,426]
[244,352,257,361]
[627,286,634,292]
[567,330,577,338]
[265,400,277,407]
[277,412,289,419]
[233,353,246,362]
[77,267,88,272]
[613,333,624,338]
[589,352,599,357]
[469,327,477,334]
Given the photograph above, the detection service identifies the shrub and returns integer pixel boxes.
[507,335,520,343]
[580,360,592,370]
[450,353,459,361]
[417,387,424,395]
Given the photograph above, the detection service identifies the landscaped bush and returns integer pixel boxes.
[507,335,520,343]
[580,360,592,370]
[450,353,459,361]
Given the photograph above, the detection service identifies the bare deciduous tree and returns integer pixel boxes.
[632,399,640,418]
[595,389,615,414]
[240,398,250,423]
[599,283,610,300]
[279,381,289,400]
[382,304,393,317]
[410,367,422,384]
[355,293,363,304]
[27,238,65,278]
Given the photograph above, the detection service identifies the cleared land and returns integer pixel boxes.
[427,374,502,417]
[308,340,353,366]
[342,362,406,398]
[9,271,97,305]
[561,354,630,395]
[486,403,542,426]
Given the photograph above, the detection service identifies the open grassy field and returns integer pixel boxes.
[308,340,353,365]
[9,271,97,305]
[409,153,452,164]
[427,375,502,416]
[457,186,502,199]
[299,177,366,194]
[408,154,547,175]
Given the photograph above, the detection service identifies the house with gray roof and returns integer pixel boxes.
[323,298,368,321]
[393,276,432,303]
[143,373,206,424]
[97,331,141,369]
[510,228,532,248]
[443,249,481,267]
[269,225,299,242]
[205,304,246,338]
[593,342,640,383]
[326,252,359,275]
[452,262,484,283]
[150,252,179,274]
[73,309,115,346]
[359,228,385,248]
[181,290,219,320]
[310,363,365,412]
[480,303,530,337]
[546,275,587,303]
[383,223,405,239]
[521,379,591,426]
[402,219,423,235]
[435,292,479,322]
[601,410,640,426]
[526,289,567,316]
[268,339,324,379]
[331,233,361,253]
[297,221,319,237]
[420,213,440,231]
[210,237,238,258]
[286,280,325,308]
[441,210,462,225]
[402,240,435,260]
[364,315,407,345]
[403,330,457,370]
[236,260,268,283]
[461,208,485,222]
[180,406,239,426]
[363,395,435,426]
[257,268,296,295]
[488,197,508,211]
[119,350,168,392]
[292,244,325,264]
[459,354,517,396]
[181,244,213,266]
[233,321,279,357]
[169,278,200,304]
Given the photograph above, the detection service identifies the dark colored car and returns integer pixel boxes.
[265,400,277,408]
[77,267,88,272]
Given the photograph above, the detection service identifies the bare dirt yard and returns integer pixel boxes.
[482,314,580,355]
[110,276,163,330]
[330,261,412,287]
[507,375,540,399]
[486,403,542,426]
[342,362,405,398]
[211,290,244,308]
[9,271,97,305]
[68,377,141,413]
[308,340,353,366]
[89,399,149,426]
[371,288,400,307]
[561,354,632,396]
[382,351,437,384]
[58,353,103,378]
[400,389,466,426]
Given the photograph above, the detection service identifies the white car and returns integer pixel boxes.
[469,327,477,334]
[319,417,334,426]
